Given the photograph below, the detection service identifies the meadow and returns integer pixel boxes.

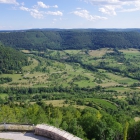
[1,48,140,89]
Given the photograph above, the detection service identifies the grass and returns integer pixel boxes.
[0,94,8,99]
[120,49,140,59]
[120,48,140,53]
[0,74,22,80]
[0,74,23,87]
[89,48,113,57]
[107,87,140,93]
[85,98,118,110]
[45,100,65,106]
[105,72,138,86]
[21,50,31,54]
[74,80,95,87]
[64,50,81,55]
[100,82,118,87]
[0,72,49,87]
[22,57,39,72]
[43,100,88,109]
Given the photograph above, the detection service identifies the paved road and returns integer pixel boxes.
[0,132,51,140]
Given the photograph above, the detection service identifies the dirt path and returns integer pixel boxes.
[0,132,51,140]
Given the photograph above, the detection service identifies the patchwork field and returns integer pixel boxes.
[1,48,140,92]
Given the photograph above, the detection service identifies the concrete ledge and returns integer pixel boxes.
[0,124,34,132]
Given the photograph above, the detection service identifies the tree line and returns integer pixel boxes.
[0,102,139,140]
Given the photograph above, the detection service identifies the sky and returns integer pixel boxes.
[0,0,140,30]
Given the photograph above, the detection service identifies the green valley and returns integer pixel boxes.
[0,29,140,140]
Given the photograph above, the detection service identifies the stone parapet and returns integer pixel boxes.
[35,124,82,140]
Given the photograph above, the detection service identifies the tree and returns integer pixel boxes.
[128,121,140,140]
[0,105,16,123]
[80,112,98,139]
[123,122,129,140]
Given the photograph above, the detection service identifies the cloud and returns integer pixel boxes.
[20,6,44,19]
[30,10,44,19]
[120,8,139,12]
[46,11,63,16]
[19,1,61,19]
[119,0,140,13]
[73,9,107,21]
[83,0,140,15]
[20,6,29,12]
[0,0,18,5]
[53,5,58,8]
[84,0,133,5]
[20,5,63,19]
[37,1,49,8]
[37,1,58,9]
[99,5,120,15]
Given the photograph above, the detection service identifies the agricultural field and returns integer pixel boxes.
[1,48,140,116]
[1,48,140,90]
[0,50,137,90]
[44,100,86,109]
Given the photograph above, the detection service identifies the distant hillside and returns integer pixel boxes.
[0,44,28,74]
[0,29,140,50]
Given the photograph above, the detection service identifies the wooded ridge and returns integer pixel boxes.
[0,29,140,50]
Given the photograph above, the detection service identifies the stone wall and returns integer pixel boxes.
[35,124,82,140]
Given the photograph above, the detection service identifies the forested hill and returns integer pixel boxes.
[0,44,28,74]
[0,29,140,50]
